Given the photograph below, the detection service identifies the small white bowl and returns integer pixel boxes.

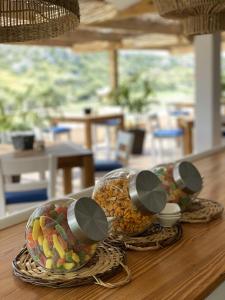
[159,214,181,220]
[157,215,180,228]
[160,203,181,215]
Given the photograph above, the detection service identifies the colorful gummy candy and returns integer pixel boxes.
[26,203,97,272]
[153,164,192,210]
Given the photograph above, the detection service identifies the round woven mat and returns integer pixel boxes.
[13,243,131,289]
[181,198,224,223]
[109,223,183,251]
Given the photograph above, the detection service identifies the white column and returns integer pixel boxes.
[195,33,221,153]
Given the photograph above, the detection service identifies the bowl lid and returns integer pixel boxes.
[67,197,108,243]
[173,161,203,194]
[129,170,167,214]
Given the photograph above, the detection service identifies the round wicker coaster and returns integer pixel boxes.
[13,243,131,289]
[181,198,224,223]
[109,223,182,251]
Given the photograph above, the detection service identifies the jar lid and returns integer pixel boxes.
[67,197,108,243]
[173,161,203,194]
[129,170,167,214]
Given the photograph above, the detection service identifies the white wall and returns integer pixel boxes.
[195,33,222,153]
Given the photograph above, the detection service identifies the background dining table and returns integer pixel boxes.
[0,142,95,194]
[52,113,125,150]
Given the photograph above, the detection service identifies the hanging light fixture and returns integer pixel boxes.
[153,0,225,36]
[0,0,80,43]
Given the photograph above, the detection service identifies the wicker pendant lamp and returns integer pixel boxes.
[154,0,225,36]
[0,0,80,43]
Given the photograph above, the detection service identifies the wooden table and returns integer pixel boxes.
[178,116,225,155]
[1,148,225,299]
[178,117,194,155]
[53,113,125,150]
[0,142,94,194]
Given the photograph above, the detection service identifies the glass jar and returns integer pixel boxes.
[92,168,167,236]
[25,197,108,273]
[152,161,203,211]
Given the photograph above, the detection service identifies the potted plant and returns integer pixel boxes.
[105,73,156,154]
[0,87,50,150]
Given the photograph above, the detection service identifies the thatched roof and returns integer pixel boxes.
[21,0,193,52]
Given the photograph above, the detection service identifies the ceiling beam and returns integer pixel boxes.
[22,28,137,47]
[116,0,157,18]
[91,15,182,35]
[73,41,121,52]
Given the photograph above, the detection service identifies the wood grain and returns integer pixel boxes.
[1,150,225,299]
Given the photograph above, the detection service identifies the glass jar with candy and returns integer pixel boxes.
[152,161,203,211]
[25,197,108,273]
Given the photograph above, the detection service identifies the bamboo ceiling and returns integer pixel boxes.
[22,0,194,52]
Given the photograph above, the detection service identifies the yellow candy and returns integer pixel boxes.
[45,259,53,269]
[85,255,91,261]
[90,244,97,254]
[40,216,45,229]
[32,219,40,241]
[63,262,75,271]
[43,238,52,258]
[72,252,80,264]
[38,234,44,246]
[53,234,65,259]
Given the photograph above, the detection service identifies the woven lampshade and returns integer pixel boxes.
[154,0,225,36]
[0,0,80,43]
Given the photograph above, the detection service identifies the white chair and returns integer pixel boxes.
[149,114,183,162]
[0,155,57,217]
[94,130,134,172]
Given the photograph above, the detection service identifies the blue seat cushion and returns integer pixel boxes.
[6,189,48,205]
[99,119,121,126]
[95,160,123,172]
[153,129,184,138]
[170,111,190,117]
[45,126,71,134]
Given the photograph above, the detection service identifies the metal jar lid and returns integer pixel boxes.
[67,197,108,244]
[129,170,167,214]
[173,161,203,194]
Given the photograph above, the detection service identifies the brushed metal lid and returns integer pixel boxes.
[129,170,167,214]
[173,161,203,194]
[67,197,108,244]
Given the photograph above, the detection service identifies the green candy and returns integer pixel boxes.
[65,251,74,263]
[56,212,65,223]
[55,224,68,240]
[49,209,58,219]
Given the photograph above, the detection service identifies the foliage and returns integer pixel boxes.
[0,45,198,132]
[106,73,156,114]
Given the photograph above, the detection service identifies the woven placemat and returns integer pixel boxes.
[181,198,224,223]
[109,223,182,251]
[13,243,131,289]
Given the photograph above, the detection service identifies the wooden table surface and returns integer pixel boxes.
[52,113,125,150]
[0,142,94,194]
[1,150,225,299]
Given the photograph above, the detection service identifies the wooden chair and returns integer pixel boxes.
[0,155,57,217]
[95,130,134,172]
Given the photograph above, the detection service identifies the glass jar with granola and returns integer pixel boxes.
[93,169,167,236]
